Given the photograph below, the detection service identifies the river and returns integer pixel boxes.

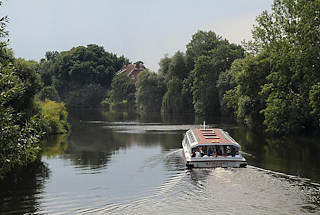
[1,110,320,214]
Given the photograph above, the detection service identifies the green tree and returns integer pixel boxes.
[136,71,166,114]
[223,54,270,128]
[161,77,184,114]
[13,58,42,115]
[167,51,188,81]
[186,30,224,70]
[191,56,218,116]
[107,73,136,111]
[0,1,70,180]
[252,0,320,134]
[158,54,171,77]
[38,86,60,102]
[309,83,320,127]
[38,44,129,107]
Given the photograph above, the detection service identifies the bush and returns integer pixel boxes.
[38,99,70,135]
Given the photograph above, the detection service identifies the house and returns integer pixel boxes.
[116,61,146,82]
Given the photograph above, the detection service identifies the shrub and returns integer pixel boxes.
[38,99,70,135]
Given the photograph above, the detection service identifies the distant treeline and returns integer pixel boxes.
[109,0,320,135]
[38,45,129,108]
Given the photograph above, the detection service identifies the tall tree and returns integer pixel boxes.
[161,77,184,114]
[223,53,270,128]
[109,73,136,106]
[167,51,188,81]
[0,3,42,179]
[253,0,320,134]
[191,56,218,116]
[158,54,171,77]
[186,30,223,70]
[136,71,166,114]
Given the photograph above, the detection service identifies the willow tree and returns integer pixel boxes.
[135,71,166,114]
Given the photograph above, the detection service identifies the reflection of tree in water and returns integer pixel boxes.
[229,127,320,182]
[41,134,69,158]
[62,121,131,170]
[0,161,50,214]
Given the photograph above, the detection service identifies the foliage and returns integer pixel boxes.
[0,2,70,180]
[67,84,106,108]
[186,30,222,70]
[38,44,129,107]
[167,51,188,81]
[159,51,191,114]
[13,58,42,115]
[224,0,320,134]
[37,99,70,135]
[256,0,320,134]
[107,73,136,110]
[161,77,184,114]
[38,86,60,102]
[109,100,131,112]
[223,54,270,128]
[309,83,320,127]
[135,70,166,114]
[158,54,171,77]
[191,56,217,116]
[0,62,41,180]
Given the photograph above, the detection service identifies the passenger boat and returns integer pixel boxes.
[182,126,247,168]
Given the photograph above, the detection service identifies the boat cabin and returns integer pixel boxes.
[184,128,241,158]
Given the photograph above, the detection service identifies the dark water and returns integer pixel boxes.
[1,110,320,214]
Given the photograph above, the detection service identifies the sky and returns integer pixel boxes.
[2,0,273,72]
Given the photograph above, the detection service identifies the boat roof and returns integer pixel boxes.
[186,128,240,148]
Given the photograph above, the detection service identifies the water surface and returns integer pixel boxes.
[1,111,320,214]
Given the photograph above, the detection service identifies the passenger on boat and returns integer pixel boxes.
[207,147,212,156]
[191,151,196,157]
[226,146,231,156]
[199,146,204,156]
[213,146,217,157]
[195,150,201,157]
[217,146,223,156]
[231,147,236,157]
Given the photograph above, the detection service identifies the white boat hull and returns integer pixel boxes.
[185,158,247,168]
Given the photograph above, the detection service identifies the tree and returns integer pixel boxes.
[186,30,223,70]
[161,77,184,114]
[38,44,129,107]
[251,0,320,134]
[13,58,42,116]
[108,73,136,109]
[167,51,188,81]
[158,54,171,77]
[135,71,166,114]
[223,53,270,128]
[38,86,60,102]
[309,83,320,127]
[191,56,218,116]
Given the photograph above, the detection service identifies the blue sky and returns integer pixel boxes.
[3,0,273,71]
